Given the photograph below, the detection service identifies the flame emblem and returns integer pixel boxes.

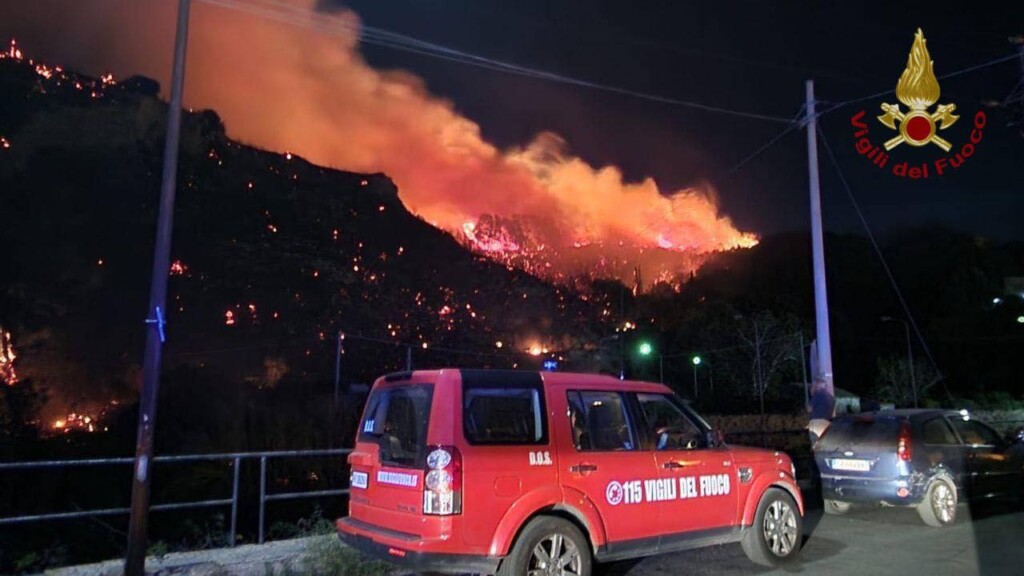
[877,29,958,151]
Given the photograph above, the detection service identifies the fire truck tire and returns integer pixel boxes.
[497,516,591,576]
[742,488,803,566]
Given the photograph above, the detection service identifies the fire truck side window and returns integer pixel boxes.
[636,393,703,451]
[567,391,635,451]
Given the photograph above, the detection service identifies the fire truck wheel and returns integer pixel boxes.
[742,487,803,566]
[498,516,591,576]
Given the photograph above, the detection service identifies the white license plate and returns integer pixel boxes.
[831,458,871,472]
[351,471,368,489]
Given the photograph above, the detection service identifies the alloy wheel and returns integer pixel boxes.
[931,482,956,524]
[528,532,583,576]
[762,499,799,557]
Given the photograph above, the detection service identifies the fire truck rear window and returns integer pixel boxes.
[359,385,433,467]
[463,387,546,445]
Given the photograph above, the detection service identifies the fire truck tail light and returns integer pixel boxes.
[423,446,461,515]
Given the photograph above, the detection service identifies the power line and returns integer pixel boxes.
[196,0,794,123]
[824,52,1023,113]
[816,125,949,398]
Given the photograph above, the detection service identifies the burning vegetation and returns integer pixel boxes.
[1,328,17,386]
[0,35,745,437]
[4,1,757,288]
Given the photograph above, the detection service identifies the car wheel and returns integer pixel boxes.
[917,477,957,527]
[741,487,803,566]
[823,499,852,515]
[497,516,591,576]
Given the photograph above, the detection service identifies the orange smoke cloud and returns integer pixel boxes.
[5,0,756,286]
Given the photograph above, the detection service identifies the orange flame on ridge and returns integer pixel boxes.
[6,1,757,286]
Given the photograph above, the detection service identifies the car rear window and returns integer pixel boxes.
[463,386,546,445]
[922,417,958,445]
[818,416,901,450]
[359,385,433,467]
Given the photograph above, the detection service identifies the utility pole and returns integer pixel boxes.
[798,332,809,407]
[334,331,344,406]
[125,1,191,574]
[805,80,835,400]
[406,345,412,371]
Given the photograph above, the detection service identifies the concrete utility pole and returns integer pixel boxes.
[125,1,191,574]
[805,80,835,400]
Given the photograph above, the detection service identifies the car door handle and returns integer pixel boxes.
[570,463,598,473]
[663,461,687,469]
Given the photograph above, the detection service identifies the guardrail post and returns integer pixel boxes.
[258,456,267,544]
[229,456,241,547]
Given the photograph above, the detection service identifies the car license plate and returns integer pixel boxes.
[351,471,368,489]
[831,458,870,472]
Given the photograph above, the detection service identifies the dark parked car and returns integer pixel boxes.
[814,409,1024,527]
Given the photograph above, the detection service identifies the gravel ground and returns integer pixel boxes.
[43,536,314,576]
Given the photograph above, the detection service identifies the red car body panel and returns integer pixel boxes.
[336,369,802,573]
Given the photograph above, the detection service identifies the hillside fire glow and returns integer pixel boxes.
[7,0,756,287]
[0,329,17,385]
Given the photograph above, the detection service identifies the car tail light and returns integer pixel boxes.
[423,445,461,515]
[897,421,912,462]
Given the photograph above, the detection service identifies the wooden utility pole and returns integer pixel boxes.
[125,1,191,574]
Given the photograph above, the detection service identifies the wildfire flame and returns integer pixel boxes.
[896,29,940,111]
[0,329,17,385]
[50,406,111,434]
[6,1,757,286]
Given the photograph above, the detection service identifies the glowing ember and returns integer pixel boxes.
[50,409,107,434]
[0,137,10,150]
[0,329,18,386]
[225,310,236,326]
[528,345,543,356]
[3,39,22,60]
[169,260,188,275]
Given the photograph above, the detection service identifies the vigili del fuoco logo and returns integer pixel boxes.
[850,29,986,179]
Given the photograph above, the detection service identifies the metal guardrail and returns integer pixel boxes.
[0,448,352,545]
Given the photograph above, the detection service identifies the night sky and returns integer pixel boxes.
[331,0,1023,239]
[3,0,1022,241]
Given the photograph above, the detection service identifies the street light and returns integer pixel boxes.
[691,356,701,399]
[881,316,917,408]
[637,341,665,383]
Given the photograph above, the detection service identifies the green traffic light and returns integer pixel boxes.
[638,342,653,356]
[692,355,702,366]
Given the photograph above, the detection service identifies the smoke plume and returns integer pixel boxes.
[3,0,756,286]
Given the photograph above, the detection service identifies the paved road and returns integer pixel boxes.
[621,501,1024,576]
